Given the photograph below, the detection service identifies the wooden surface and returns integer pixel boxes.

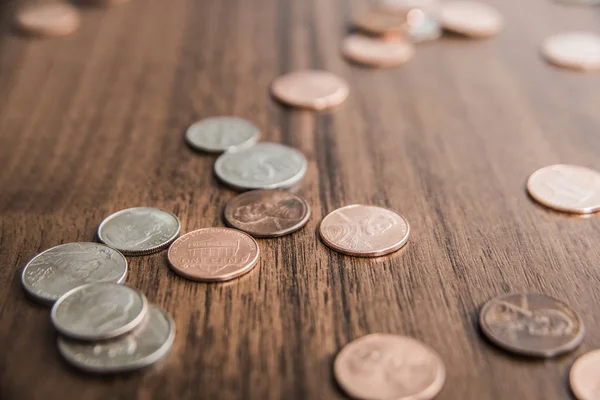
[1,0,600,399]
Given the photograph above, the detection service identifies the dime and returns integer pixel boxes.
[224,190,311,238]
[98,207,181,256]
[352,9,408,37]
[541,32,600,72]
[57,305,175,373]
[185,116,260,153]
[21,242,128,305]
[479,293,585,357]
[319,205,410,257]
[271,70,349,110]
[214,142,307,190]
[342,34,415,67]
[167,228,260,282]
[334,334,445,400]
[15,3,80,38]
[527,164,600,214]
[51,283,147,341]
[570,349,600,400]
[440,1,503,39]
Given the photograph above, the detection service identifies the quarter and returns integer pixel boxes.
[271,70,349,110]
[185,116,259,153]
[440,1,503,39]
[541,32,600,72]
[570,349,600,400]
[342,34,415,67]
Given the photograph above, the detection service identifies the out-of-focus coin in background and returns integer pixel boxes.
[570,349,600,400]
[342,34,415,67]
[353,9,408,38]
[271,70,349,110]
[185,116,259,153]
[440,1,503,38]
[15,3,80,38]
[378,0,440,14]
[541,32,600,72]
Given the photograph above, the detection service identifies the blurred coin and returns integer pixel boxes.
[570,349,600,400]
[57,305,175,373]
[410,16,442,42]
[98,207,181,256]
[15,3,80,38]
[88,0,132,6]
[353,9,407,37]
[342,34,415,67]
[51,283,148,341]
[541,32,600,72]
[480,293,585,357]
[21,242,127,305]
[440,1,503,38]
[378,0,440,14]
[527,164,600,214]
[167,227,260,282]
[334,334,445,400]
[320,205,410,257]
[555,0,600,5]
[271,70,349,110]
[224,190,310,238]
[185,116,259,153]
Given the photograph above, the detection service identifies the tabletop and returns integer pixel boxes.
[2,0,600,399]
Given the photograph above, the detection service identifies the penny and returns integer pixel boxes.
[214,142,307,190]
[15,3,80,38]
[21,242,128,305]
[224,190,311,238]
[479,293,585,358]
[334,334,445,400]
[541,32,600,72]
[57,305,175,373]
[167,227,260,282]
[570,349,600,400]
[185,116,260,153]
[527,164,600,214]
[271,70,349,110]
[342,34,415,67]
[97,207,181,256]
[353,9,408,37]
[320,205,410,257]
[440,1,503,39]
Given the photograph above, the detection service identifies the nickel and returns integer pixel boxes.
[570,349,600,400]
[342,34,415,67]
[185,116,259,153]
[440,1,503,39]
[271,70,349,110]
[541,32,600,72]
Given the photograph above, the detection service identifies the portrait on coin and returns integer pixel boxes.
[76,289,136,331]
[233,197,303,225]
[325,211,397,250]
[104,210,167,247]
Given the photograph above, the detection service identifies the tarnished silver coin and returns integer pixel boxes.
[214,142,307,190]
[51,283,148,341]
[98,207,181,256]
[185,116,260,153]
[57,305,175,373]
[21,242,128,305]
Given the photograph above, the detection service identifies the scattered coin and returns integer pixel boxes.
[527,164,600,214]
[185,116,260,153]
[320,204,410,257]
[57,305,175,373]
[97,207,181,256]
[15,3,80,38]
[21,242,128,305]
[214,142,307,190]
[570,349,600,400]
[439,1,503,39]
[541,32,600,72]
[167,227,260,282]
[271,70,349,110]
[342,34,415,67]
[224,190,311,238]
[479,293,585,358]
[352,9,408,38]
[410,15,442,43]
[334,334,445,400]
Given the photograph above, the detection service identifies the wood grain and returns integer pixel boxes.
[1,0,600,399]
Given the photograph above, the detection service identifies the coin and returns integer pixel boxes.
[570,349,600,400]
[440,1,503,39]
[185,116,260,153]
[320,205,410,257]
[378,0,440,14]
[15,3,80,38]
[527,164,600,214]
[334,334,445,400]
[410,15,442,43]
[541,32,600,72]
[342,34,415,67]
[271,70,349,110]
[214,142,307,190]
[352,10,408,37]
[97,207,181,256]
[167,228,260,282]
[21,242,128,305]
[224,190,311,238]
[51,283,148,341]
[57,305,175,373]
[479,293,585,357]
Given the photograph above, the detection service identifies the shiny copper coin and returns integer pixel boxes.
[480,293,585,358]
[527,164,600,214]
[334,334,445,400]
[353,9,408,37]
[167,228,259,282]
[224,190,310,238]
[570,349,600,400]
[342,34,415,67]
[15,3,80,38]
[271,70,349,110]
[440,1,503,38]
[320,205,410,257]
[542,32,600,72]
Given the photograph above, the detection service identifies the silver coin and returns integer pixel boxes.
[185,116,260,153]
[57,305,176,373]
[21,242,128,305]
[214,142,307,190]
[51,283,148,341]
[97,207,181,256]
[410,15,442,42]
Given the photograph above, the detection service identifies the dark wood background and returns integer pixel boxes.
[1,0,600,399]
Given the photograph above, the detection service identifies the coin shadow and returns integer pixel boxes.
[439,30,492,41]
[523,185,597,219]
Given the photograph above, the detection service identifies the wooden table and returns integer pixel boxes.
[2,0,600,399]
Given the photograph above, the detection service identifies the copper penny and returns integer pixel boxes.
[334,334,445,400]
[167,228,260,282]
[224,190,310,238]
[342,34,415,67]
[542,32,600,72]
[440,1,503,39]
[15,3,80,38]
[570,349,600,400]
[320,205,410,257]
[480,293,585,358]
[527,164,600,214]
[271,70,349,110]
[353,9,408,37]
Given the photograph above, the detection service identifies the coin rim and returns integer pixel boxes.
[569,348,600,400]
[270,70,350,110]
[184,116,260,153]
